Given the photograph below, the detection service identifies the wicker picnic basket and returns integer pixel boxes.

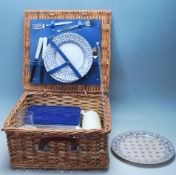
[2,10,112,170]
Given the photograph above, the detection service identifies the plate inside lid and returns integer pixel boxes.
[44,32,93,83]
[111,131,175,165]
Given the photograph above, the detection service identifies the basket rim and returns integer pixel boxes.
[2,126,111,135]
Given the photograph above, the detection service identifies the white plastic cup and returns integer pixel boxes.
[81,110,102,129]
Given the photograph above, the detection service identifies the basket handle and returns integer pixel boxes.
[34,135,80,152]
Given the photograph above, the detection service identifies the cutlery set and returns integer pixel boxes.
[31,20,92,32]
[30,37,48,83]
[32,21,73,30]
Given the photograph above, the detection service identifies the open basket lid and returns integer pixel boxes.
[23,10,111,93]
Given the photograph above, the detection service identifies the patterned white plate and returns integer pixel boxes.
[44,33,93,83]
[111,131,175,165]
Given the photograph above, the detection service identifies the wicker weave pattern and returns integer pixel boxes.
[4,92,111,169]
[7,132,109,169]
[3,10,112,170]
[24,10,111,93]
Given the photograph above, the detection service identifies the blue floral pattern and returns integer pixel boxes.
[44,33,93,83]
[111,131,175,165]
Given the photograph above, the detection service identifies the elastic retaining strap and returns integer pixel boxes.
[48,63,67,74]
[48,39,82,79]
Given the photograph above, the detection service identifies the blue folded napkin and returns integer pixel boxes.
[27,105,81,125]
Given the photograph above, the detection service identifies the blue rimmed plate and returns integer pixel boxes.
[44,33,93,83]
[111,131,175,165]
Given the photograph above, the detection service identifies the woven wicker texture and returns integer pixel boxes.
[4,92,111,169]
[3,10,112,170]
[24,10,111,93]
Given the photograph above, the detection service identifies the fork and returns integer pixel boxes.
[57,20,92,32]
[32,21,73,30]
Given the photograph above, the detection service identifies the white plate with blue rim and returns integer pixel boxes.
[111,131,175,165]
[44,32,93,83]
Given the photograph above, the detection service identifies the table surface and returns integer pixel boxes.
[0,96,175,175]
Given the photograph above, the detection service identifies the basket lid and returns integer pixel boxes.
[23,10,111,93]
